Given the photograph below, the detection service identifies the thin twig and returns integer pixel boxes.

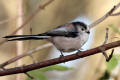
[88,2,120,29]
[0,0,54,45]
[0,40,119,76]
[100,28,114,62]
[110,2,120,16]
[111,12,120,16]
[29,55,38,63]
[0,43,52,68]
[24,72,34,79]
[28,24,38,63]
[103,28,109,44]
[108,49,114,61]
[99,28,109,61]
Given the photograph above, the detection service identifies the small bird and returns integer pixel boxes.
[3,22,90,56]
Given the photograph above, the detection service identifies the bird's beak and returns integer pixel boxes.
[85,26,90,34]
[86,30,90,34]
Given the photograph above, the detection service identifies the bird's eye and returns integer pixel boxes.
[81,28,85,31]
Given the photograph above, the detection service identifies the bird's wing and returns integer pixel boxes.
[41,23,79,37]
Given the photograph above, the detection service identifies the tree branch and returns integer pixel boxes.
[0,40,119,76]
[88,2,120,29]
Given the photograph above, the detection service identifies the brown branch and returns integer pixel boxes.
[0,40,119,76]
[88,2,120,29]
[0,0,54,45]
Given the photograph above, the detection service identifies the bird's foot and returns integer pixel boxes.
[60,54,64,58]
[76,49,83,56]
[59,51,64,58]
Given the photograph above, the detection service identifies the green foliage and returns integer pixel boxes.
[39,65,72,72]
[26,71,47,80]
[108,24,120,72]
[109,24,120,34]
[106,55,118,72]
[117,55,120,60]
[26,65,72,80]
[99,70,110,80]
[99,55,118,80]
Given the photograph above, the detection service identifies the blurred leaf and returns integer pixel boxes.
[26,65,71,80]
[112,54,120,60]
[106,55,118,72]
[117,55,120,60]
[109,24,120,34]
[39,65,72,72]
[26,71,48,80]
[99,70,110,80]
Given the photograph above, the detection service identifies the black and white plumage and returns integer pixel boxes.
[4,22,90,55]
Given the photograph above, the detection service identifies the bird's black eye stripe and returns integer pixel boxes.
[72,22,87,30]
[81,28,85,31]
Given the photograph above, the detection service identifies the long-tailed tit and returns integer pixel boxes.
[3,22,90,56]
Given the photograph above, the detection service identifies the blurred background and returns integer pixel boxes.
[0,0,120,80]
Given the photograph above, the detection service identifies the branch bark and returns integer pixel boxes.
[0,40,119,76]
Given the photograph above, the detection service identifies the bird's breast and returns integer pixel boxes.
[51,35,88,52]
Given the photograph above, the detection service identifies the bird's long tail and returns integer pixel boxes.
[3,34,50,41]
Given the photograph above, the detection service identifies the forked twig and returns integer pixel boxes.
[99,28,114,62]
[24,72,34,79]
[88,2,120,29]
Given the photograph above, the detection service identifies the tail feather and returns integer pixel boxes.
[3,34,49,41]
[3,34,42,38]
[8,37,47,41]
